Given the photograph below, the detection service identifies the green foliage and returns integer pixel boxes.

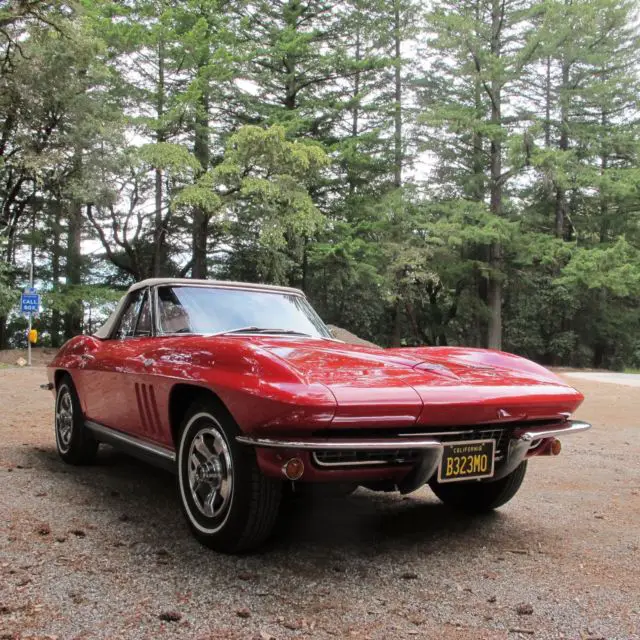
[557,240,640,298]
[0,242,19,317]
[0,0,639,369]
[178,124,329,249]
[137,143,201,175]
[43,285,122,315]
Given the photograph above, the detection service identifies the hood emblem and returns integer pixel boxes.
[497,409,512,420]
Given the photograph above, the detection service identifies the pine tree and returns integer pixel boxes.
[418,0,542,349]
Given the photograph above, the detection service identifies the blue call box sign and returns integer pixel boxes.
[21,290,40,313]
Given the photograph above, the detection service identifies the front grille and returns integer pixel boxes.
[309,423,521,468]
[312,449,422,467]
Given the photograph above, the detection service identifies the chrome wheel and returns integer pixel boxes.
[187,425,233,519]
[177,403,282,552]
[56,385,74,452]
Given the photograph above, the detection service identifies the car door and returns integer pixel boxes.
[82,288,162,441]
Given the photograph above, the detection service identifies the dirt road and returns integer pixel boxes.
[1,367,638,639]
[564,371,640,388]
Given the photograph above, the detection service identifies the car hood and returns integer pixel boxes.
[258,339,583,427]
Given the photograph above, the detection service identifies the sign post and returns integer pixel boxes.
[20,222,39,366]
[20,284,40,367]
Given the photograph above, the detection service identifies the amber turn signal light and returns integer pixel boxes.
[282,458,304,480]
[550,438,562,456]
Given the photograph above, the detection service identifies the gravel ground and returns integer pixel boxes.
[1,367,639,640]
[564,372,640,388]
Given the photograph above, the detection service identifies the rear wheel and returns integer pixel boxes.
[177,399,282,553]
[54,375,98,465]
[429,461,527,512]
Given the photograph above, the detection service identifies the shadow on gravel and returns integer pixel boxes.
[25,443,536,572]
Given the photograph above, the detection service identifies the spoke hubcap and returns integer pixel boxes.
[187,425,233,519]
[56,388,73,449]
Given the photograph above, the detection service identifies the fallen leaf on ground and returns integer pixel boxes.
[158,611,181,622]
[282,619,302,630]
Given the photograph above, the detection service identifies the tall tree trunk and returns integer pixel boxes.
[544,56,551,148]
[153,38,166,278]
[64,199,83,339]
[0,239,12,349]
[391,298,403,347]
[348,24,361,196]
[352,30,360,140]
[191,85,210,279]
[487,0,503,350]
[391,0,405,345]
[486,249,502,349]
[555,59,570,239]
[599,109,609,243]
[283,1,299,111]
[50,199,62,347]
[393,0,402,189]
[301,235,308,293]
[472,0,487,347]
[472,71,484,202]
[29,205,36,282]
[283,0,298,113]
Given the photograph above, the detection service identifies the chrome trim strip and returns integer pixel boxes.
[237,420,591,485]
[104,286,153,340]
[152,283,333,340]
[311,453,399,468]
[517,420,592,442]
[491,420,592,481]
[235,436,443,451]
[399,420,590,440]
[398,429,490,437]
[152,284,161,337]
[85,420,176,462]
[399,421,573,439]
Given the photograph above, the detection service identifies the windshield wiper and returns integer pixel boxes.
[215,326,313,337]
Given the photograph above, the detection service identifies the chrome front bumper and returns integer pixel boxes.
[237,420,592,492]
[493,419,592,480]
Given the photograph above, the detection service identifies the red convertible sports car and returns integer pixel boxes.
[46,278,591,553]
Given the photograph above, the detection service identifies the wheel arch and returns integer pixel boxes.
[168,383,234,449]
[54,369,70,389]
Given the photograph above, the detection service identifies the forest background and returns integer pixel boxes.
[1,0,639,370]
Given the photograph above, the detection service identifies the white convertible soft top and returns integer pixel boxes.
[93,278,305,339]
[128,278,304,296]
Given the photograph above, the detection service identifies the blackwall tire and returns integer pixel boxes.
[429,461,528,512]
[177,400,282,553]
[54,375,98,465]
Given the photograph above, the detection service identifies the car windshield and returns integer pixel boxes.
[156,286,332,338]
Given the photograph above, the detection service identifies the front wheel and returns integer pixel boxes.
[429,461,527,512]
[54,375,98,465]
[177,400,282,553]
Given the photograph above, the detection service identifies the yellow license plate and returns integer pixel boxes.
[438,439,495,483]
